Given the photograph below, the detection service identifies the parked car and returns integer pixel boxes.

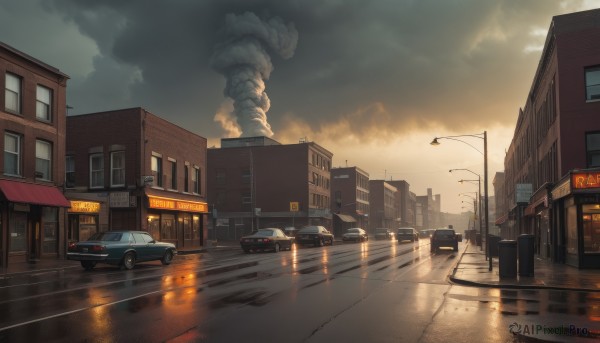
[67,230,177,270]
[240,228,293,253]
[419,229,435,239]
[342,228,369,242]
[283,226,298,243]
[374,228,394,240]
[295,225,334,247]
[397,227,419,242]
[430,228,460,252]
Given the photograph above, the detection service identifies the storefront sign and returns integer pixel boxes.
[552,178,571,200]
[148,195,208,213]
[516,184,533,204]
[69,201,101,213]
[572,172,600,189]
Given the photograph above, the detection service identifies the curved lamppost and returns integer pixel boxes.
[431,131,490,271]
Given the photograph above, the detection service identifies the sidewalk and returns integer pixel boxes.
[450,242,600,292]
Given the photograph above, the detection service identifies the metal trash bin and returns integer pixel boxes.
[498,240,517,279]
[488,235,501,257]
[518,234,535,277]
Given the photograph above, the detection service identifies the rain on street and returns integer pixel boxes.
[0,239,598,342]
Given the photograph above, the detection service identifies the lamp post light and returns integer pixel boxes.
[431,131,490,271]
[459,179,483,252]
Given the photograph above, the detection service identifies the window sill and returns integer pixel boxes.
[586,99,600,103]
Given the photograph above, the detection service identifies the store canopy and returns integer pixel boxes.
[0,180,71,207]
[335,214,357,223]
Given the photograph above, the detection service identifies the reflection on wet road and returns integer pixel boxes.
[0,239,597,342]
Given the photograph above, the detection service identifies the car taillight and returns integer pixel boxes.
[261,238,271,243]
[67,242,77,251]
[91,245,105,252]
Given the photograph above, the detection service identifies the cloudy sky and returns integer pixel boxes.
[1,0,597,214]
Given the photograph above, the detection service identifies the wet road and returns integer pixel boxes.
[0,239,598,342]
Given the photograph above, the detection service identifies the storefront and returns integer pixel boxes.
[552,169,600,269]
[0,180,70,266]
[67,200,101,243]
[145,192,208,249]
[524,183,552,260]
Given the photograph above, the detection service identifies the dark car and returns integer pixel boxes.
[240,228,293,253]
[295,225,334,247]
[397,227,419,242]
[374,228,394,240]
[430,228,460,252]
[342,228,368,242]
[67,231,177,270]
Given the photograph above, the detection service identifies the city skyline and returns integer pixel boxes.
[1,0,597,213]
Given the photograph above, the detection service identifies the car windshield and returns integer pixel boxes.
[298,227,319,233]
[435,230,455,237]
[88,232,123,242]
[254,230,275,237]
[398,229,412,234]
[347,228,361,233]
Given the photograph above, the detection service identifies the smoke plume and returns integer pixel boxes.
[211,12,298,137]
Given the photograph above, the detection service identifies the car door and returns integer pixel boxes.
[132,232,152,261]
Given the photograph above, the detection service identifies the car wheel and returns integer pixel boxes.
[121,252,136,270]
[81,260,96,271]
[318,239,324,247]
[330,239,334,246]
[273,243,280,253]
[161,250,174,265]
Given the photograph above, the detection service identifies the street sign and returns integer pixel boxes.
[290,202,299,212]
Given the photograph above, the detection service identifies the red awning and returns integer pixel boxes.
[0,180,71,207]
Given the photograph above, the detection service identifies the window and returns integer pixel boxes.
[5,73,21,113]
[242,168,251,184]
[184,164,189,192]
[586,66,600,101]
[241,192,251,211]
[36,85,52,121]
[170,160,177,190]
[42,207,58,253]
[35,140,51,180]
[111,151,125,187]
[4,132,21,176]
[151,155,163,187]
[90,153,104,188]
[65,155,75,187]
[193,167,200,194]
[587,132,600,168]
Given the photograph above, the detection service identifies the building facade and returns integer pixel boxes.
[331,166,370,237]
[499,9,600,268]
[0,42,71,266]
[66,108,208,250]
[388,180,416,228]
[368,180,398,232]
[207,137,333,240]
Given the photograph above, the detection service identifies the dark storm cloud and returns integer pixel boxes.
[11,0,588,140]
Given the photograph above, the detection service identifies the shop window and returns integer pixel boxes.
[42,207,58,254]
[5,73,21,114]
[4,132,21,176]
[582,205,600,253]
[183,214,192,240]
[566,205,578,255]
[35,140,52,181]
[9,212,26,252]
[585,66,600,101]
[79,215,97,242]
[152,155,163,187]
[148,214,160,241]
[193,215,200,240]
[111,151,125,187]
[36,85,52,122]
[161,214,176,240]
[90,153,104,188]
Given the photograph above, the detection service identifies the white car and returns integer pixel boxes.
[342,228,368,242]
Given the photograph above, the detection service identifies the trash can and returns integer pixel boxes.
[518,234,535,277]
[488,235,501,257]
[498,240,517,279]
[476,233,482,246]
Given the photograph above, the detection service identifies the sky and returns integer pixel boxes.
[1,0,598,214]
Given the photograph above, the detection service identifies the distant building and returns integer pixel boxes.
[388,180,416,228]
[416,188,441,230]
[66,108,209,250]
[498,8,600,268]
[207,137,333,240]
[0,41,70,266]
[331,166,370,236]
[368,180,398,232]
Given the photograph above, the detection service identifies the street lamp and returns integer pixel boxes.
[431,131,490,271]
[453,167,483,247]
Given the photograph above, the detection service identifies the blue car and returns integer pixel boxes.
[67,230,177,270]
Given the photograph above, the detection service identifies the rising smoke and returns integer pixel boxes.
[210,12,298,137]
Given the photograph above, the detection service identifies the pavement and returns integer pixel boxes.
[450,241,600,292]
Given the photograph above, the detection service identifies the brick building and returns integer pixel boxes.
[207,137,333,240]
[331,166,370,237]
[0,42,70,266]
[368,180,399,232]
[388,180,416,228]
[66,108,208,249]
[497,9,600,268]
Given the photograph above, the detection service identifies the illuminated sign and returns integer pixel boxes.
[290,202,299,212]
[572,172,600,190]
[148,195,208,213]
[69,201,101,213]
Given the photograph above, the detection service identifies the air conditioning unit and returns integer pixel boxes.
[141,175,154,185]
